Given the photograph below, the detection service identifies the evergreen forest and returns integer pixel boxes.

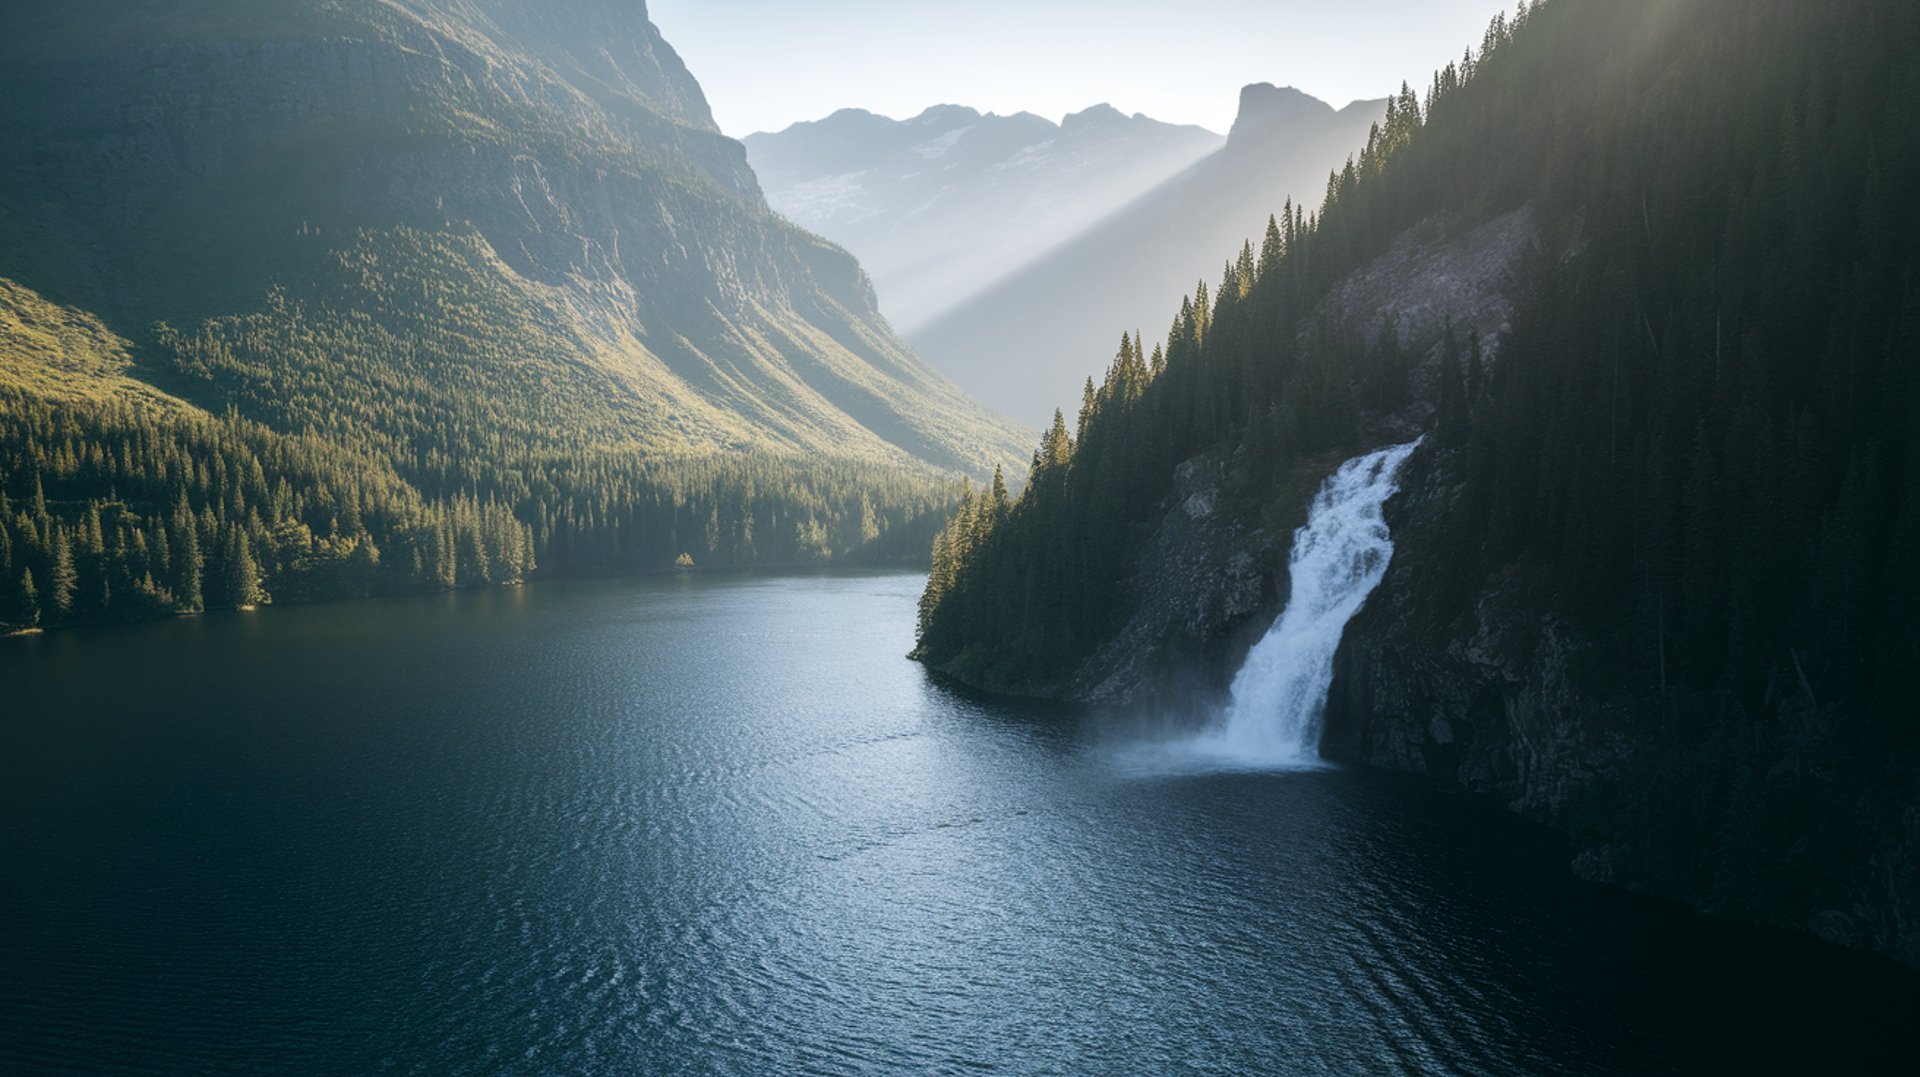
[919,0,1919,842]
[0,0,1021,633]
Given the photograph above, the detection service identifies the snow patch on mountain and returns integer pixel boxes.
[776,172,879,228]
[997,140,1059,170]
[912,125,975,160]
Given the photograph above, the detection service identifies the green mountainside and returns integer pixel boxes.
[916,0,1920,962]
[0,0,1030,630]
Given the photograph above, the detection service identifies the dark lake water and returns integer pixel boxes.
[2,572,1914,1075]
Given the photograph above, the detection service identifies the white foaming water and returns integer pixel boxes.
[1132,440,1422,774]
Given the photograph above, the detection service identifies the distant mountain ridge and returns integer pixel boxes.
[908,85,1386,425]
[745,103,1223,332]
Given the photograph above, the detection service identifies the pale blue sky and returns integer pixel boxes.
[649,0,1512,136]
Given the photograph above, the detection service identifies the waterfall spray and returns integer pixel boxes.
[1174,439,1422,770]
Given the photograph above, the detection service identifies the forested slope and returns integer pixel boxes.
[0,277,958,631]
[917,0,1920,962]
[0,0,1030,631]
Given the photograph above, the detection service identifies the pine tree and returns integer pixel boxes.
[1040,409,1072,473]
[82,504,104,556]
[1260,215,1285,278]
[19,568,39,628]
[435,518,457,589]
[1077,377,1099,443]
[50,532,78,615]
[223,526,267,609]
[175,514,204,612]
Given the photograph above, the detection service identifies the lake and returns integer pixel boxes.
[2,572,1913,1074]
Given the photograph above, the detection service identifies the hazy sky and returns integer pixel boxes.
[649,0,1512,137]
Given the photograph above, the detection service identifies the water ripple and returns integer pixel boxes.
[4,573,1914,1075]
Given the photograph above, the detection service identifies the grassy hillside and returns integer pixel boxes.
[0,279,181,410]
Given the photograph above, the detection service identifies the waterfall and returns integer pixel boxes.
[1176,439,1422,770]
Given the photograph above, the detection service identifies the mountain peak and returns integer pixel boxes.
[442,0,724,133]
[1061,102,1125,130]
[1228,84,1336,146]
[913,104,983,127]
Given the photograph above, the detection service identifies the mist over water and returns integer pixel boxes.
[1133,440,1421,773]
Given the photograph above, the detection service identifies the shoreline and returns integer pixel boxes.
[1,563,936,641]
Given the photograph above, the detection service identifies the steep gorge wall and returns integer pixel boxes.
[1324,445,1920,967]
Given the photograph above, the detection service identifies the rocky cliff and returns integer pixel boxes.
[0,0,1030,476]
[1326,445,1920,968]
[1062,208,1542,706]
[998,201,1918,968]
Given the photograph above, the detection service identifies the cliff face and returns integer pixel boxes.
[1322,449,1628,822]
[19,17,768,315]
[0,0,1030,476]
[1326,445,1920,967]
[1061,209,1542,706]
[427,0,730,135]
[1062,453,1283,708]
[1021,205,1920,968]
